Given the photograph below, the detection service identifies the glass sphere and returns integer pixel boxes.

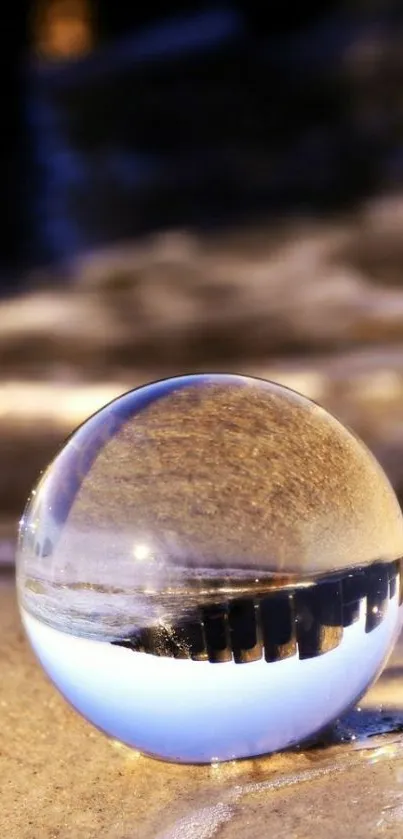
[16,374,403,763]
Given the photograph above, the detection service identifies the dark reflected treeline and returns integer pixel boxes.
[113,559,403,663]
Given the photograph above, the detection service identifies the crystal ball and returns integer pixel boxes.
[16,374,403,763]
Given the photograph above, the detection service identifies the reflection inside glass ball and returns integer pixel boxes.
[16,374,403,763]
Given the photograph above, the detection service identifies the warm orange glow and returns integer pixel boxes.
[33,0,94,60]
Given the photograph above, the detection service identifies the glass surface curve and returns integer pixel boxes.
[16,374,403,763]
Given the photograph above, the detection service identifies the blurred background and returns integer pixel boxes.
[3,0,403,561]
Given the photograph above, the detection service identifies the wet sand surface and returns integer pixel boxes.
[3,573,403,839]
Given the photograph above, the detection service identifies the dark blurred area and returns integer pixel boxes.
[4,0,403,269]
[3,0,403,558]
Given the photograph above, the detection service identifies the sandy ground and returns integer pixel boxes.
[3,571,403,839]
